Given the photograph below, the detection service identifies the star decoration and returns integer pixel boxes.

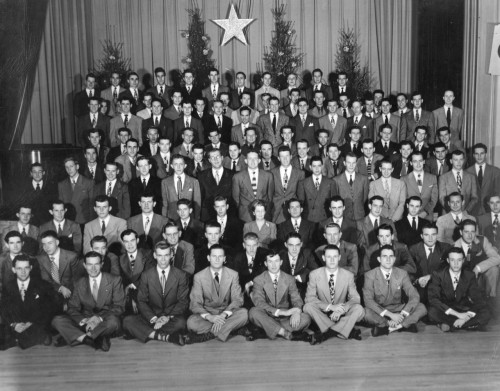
[212,4,254,46]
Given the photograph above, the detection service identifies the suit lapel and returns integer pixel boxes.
[163,268,176,297]
[333,269,346,304]
[58,251,69,277]
[96,273,110,307]
[263,273,278,306]
[218,267,231,299]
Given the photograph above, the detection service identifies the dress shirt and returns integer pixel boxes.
[106,179,117,194]
[369,214,379,227]
[248,168,259,183]
[100,215,111,231]
[452,169,463,183]
[174,173,186,194]
[140,174,150,186]
[17,223,30,235]
[451,212,463,222]
[32,180,43,190]
[89,272,103,293]
[424,245,435,259]
[17,277,30,292]
[475,163,484,176]
[407,215,418,229]
[312,174,322,187]
[157,265,170,283]
[443,105,453,115]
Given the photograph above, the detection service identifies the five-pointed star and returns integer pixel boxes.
[212,4,254,46]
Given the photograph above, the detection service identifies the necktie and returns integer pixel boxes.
[251,171,257,196]
[161,270,166,295]
[330,116,335,127]
[35,183,41,191]
[134,89,138,101]
[187,86,191,93]
[384,142,388,152]
[438,161,443,176]
[71,180,76,190]
[89,90,93,98]
[145,216,150,235]
[113,87,118,99]
[329,274,335,303]
[300,115,305,126]
[182,221,187,231]
[248,257,254,273]
[215,170,220,185]
[456,172,462,191]
[57,223,62,235]
[272,114,277,132]
[384,115,389,125]
[349,175,353,186]
[92,278,98,302]
[142,178,147,190]
[196,162,201,174]
[374,219,379,230]
[315,85,319,91]
[273,277,278,291]
[185,118,189,128]
[101,220,106,234]
[20,283,26,301]
[455,215,461,225]
[400,110,404,117]
[332,161,338,176]
[494,214,499,228]
[239,88,243,96]
[177,176,182,198]
[124,114,129,127]
[412,217,417,230]
[217,116,222,128]
[446,107,451,127]
[50,256,60,284]
[265,161,270,170]
[21,227,27,237]
[367,159,372,177]
[453,276,459,291]
[427,247,433,260]
[92,114,97,127]
[90,167,95,179]
[478,165,483,188]
[154,116,159,126]
[385,273,390,284]
[343,109,347,118]
[232,160,237,171]
[130,254,135,270]
[214,272,220,294]
[415,110,420,122]
[219,219,225,235]
[107,182,112,196]
[315,177,320,190]
[159,86,164,96]
[354,116,359,125]
[283,169,288,190]
[401,161,408,177]
[212,85,217,99]
[384,179,390,198]
[417,174,423,187]
[294,220,300,233]
[300,159,305,170]
[290,258,296,275]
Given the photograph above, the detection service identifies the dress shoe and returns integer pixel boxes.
[169,332,185,346]
[371,326,389,337]
[122,332,134,340]
[402,324,418,333]
[348,328,362,340]
[43,334,52,346]
[54,336,68,347]
[438,323,451,332]
[465,323,488,332]
[231,325,252,338]
[0,339,17,351]
[184,332,216,344]
[246,329,267,342]
[82,336,97,349]
[290,331,311,342]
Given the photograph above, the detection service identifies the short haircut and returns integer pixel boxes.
[126,138,139,147]
[329,195,345,206]
[118,127,132,136]
[154,67,166,74]
[135,156,151,167]
[451,150,465,158]
[437,126,450,135]
[310,156,323,165]
[120,229,138,241]
[177,198,192,208]
[40,230,59,241]
[379,244,394,254]
[84,251,103,263]
[369,195,384,205]
[472,143,487,154]
[205,221,222,231]
[286,198,302,209]
[162,221,179,233]
[90,235,108,247]
[377,223,394,236]
[407,195,423,205]
[448,246,465,258]
[5,231,23,243]
[94,195,110,205]
[448,191,464,201]
[323,244,340,256]
[243,232,259,242]
[13,254,32,267]
[461,219,477,230]
[208,244,225,255]
[154,240,171,252]
[285,232,302,242]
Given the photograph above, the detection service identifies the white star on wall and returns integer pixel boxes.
[212,4,254,46]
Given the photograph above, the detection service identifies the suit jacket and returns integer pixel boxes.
[94,179,131,219]
[17,180,57,226]
[368,177,407,221]
[438,170,478,213]
[257,112,290,147]
[394,216,427,248]
[176,218,204,248]
[77,113,110,147]
[222,155,247,172]
[127,213,170,250]
[128,176,163,216]
[402,171,438,220]
[58,175,95,224]
[118,89,144,114]
[0,254,41,302]
[138,141,161,157]
[346,115,374,140]
[229,248,269,290]
[318,114,348,145]
[279,249,319,294]
[230,123,263,147]
[161,174,201,219]
[198,167,235,222]
[290,115,320,147]
[173,116,204,145]
[390,156,413,179]
[39,219,82,253]
[374,114,401,142]
[232,169,274,222]
[466,164,500,216]
[270,167,305,224]
[363,267,420,314]
[229,87,255,109]
[333,173,369,221]
[151,153,174,179]
[252,270,303,313]
[114,154,142,184]
[321,157,345,179]
[477,213,500,250]
[67,272,125,323]
[337,107,354,119]
[319,217,358,245]
[118,249,154,288]
[307,106,328,119]
[80,162,106,184]
[425,156,450,177]
[185,159,211,179]
[409,241,451,279]
[109,114,143,147]
[73,89,100,117]
[37,249,82,293]
[0,222,39,256]
[163,105,183,121]
[277,218,317,249]
[340,141,363,158]
[305,84,333,104]
[218,215,244,250]
[305,267,360,311]
[356,154,384,180]
[454,237,500,272]
[436,212,475,245]
[432,106,464,141]
[100,86,125,117]
[374,140,399,159]
[297,176,338,223]
[189,266,243,314]
[401,109,435,142]
[205,115,233,144]
[204,142,229,158]
[83,215,127,254]
[254,86,280,111]
[172,240,195,275]
[356,216,397,249]
[315,241,359,276]
[147,85,172,109]
[202,85,230,106]
[363,242,417,276]
[137,266,189,321]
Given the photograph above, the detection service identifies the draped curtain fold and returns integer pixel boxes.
[21,0,413,145]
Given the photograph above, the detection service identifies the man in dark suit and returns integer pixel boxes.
[138,126,161,157]
[357,196,397,249]
[222,142,247,172]
[374,124,399,159]
[179,69,202,104]
[173,101,204,145]
[257,96,290,148]
[205,129,229,157]
[401,91,435,142]
[259,140,280,171]
[1,206,39,256]
[58,157,95,225]
[318,100,348,146]
[363,245,427,336]
[151,136,175,180]
[279,73,303,108]
[89,235,120,276]
[331,72,354,102]
[289,98,320,147]
[322,144,345,179]
[118,71,143,115]
[230,71,254,109]
[291,140,313,176]
[163,89,184,122]
[319,196,359,246]
[213,196,243,251]
[128,157,162,216]
[109,97,143,146]
[161,222,195,275]
[100,72,125,117]
[80,146,106,184]
[412,126,431,159]
[305,68,333,104]
[123,240,189,345]
[205,100,233,144]
[175,199,205,249]
[282,88,301,119]
[192,97,211,130]
[394,196,429,248]
[297,156,339,223]
[477,195,500,250]
[390,141,414,179]
[428,247,490,332]
[373,98,401,143]
[425,142,450,177]
[52,251,125,351]
[185,144,211,178]
[94,162,131,220]
[76,97,110,147]
[410,224,451,304]
[146,67,171,109]
[346,100,374,141]
[86,129,110,164]
[39,200,82,253]
[339,126,363,158]
[1,254,56,350]
[106,128,131,164]
[356,138,383,181]
[141,100,174,142]
[308,90,328,119]
[202,68,230,108]
[277,198,317,250]
[73,73,100,118]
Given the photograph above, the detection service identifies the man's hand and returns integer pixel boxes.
[131,299,138,314]
[244,282,253,295]
[14,322,32,333]
[290,312,301,329]
[388,320,400,328]
[453,317,468,328]
[153,316,170,330]
[85,315,102,332]
[472,266,480,278]
[386,312,404,324]
[209,314,226,334]
[455,312,473,322]
[418,275,431,288]
[59,286,72,299]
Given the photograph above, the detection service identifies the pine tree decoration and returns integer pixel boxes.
[181,8,216,89]
[262,3,304,91]
[91,40,132,89]
[334,29,372,100]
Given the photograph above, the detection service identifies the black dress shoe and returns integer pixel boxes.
[169,332,185,346]
[43,334,52,346]
[246,329,267,342]
[402,324,418,333]
[184,332,216,344]
[122,332,134,340]
[321,328,339,342]
[54,336,68,347]
[348,328,362,340]
[0,339,17,351]
[82,336,97,349]
[371,326,389,337]
[100,336,111,352]
[231,325,252,338]
[290,331,311,342]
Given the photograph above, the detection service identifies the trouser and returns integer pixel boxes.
[187,308,248,342]
[52,314,121,345]
[248,307,311,339]
[364,303,427,328]
[123,315,186,342]
[428,305,491,328]
[304,303,365,338]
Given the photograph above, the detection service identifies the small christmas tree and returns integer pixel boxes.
[91,40,132,89]
[262,3,304,91]
[334,29,372,100]
[181,8,216,89]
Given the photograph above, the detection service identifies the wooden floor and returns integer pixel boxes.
[1,300,500,391]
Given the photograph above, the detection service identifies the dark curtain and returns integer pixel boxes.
[0,0,49,150]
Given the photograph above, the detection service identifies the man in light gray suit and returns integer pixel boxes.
[318,100,347,145]
[401,91,435,142]
[436,192,476,245]
[374,98,401,143]
[185,245,248,343]
[109,96,143,147]
[257,96,289,148]
[432,89,464,142]
[114,138,142,184]
[100,72,125,117]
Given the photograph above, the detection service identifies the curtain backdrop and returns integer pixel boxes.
[22,0,414,145]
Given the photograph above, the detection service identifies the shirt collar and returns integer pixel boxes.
[100,215,111,226]
[32,180,43,189]
[89,273,102,287]
[17,278,30,291]
[157,265,170,276]
[268,271,280,280]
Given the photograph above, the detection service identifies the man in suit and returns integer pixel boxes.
[128,156,162,216]
[83,195,127,255]
[118,229,154,314]
[276,198,316,249]
[395,196,429,248]
[141,99,174,142]
[230,71,254,109]
[259,140,280,171]
[248,251,311,342]
[412,126,431,159]
[73,73,100,118]
[279,73,302,108]
[319,196,359,245]
[254,72,280,111]
[436,126,465,155]
[317,100,347,146]
[146,67,171,109]
[402,152,438,221]
[391,141,414,179]
[127,192,169,248]
[163,89,184,122]
[304,244,364,344]
[1,205,39,256]
[428,247,490,331]
[466,143,500,216]
[58,157,95,225]
[117,71,144,114]
[202,67,230,108]
[86,129,110,164]
[175,199,204,249]
[161,222,195,275]
[273,126,296,156]
[279,232,319,297]
[357,196,397,249]
[305,68,333,104]
[290,140,312,176]
[186,245,248,343]
[1,254,55,350]
[401,91,435,142]
[436,192,476,245]
[364,93,380,120]
[89,236,120,276]
[100,72,125,117]
[374,98,401,143]
[138,126,161,157]
[231,93,260,126]
[297,157,338,223]
[40,200,82,253]
[205,129,229,157]
[337,93,354,119]
[231,108,262,148]
[257,96,289,148]
[172,127,195,160]
[393,93,411,118]
[368,159,407,222]
[289,98,320,147]
[161,154,202,220]
[179,69,202,104]
[122,240,188,345]
[52,251,125,351]
[185,144,211,178]
[282,88,301,119]
[455,219,500,298]
[213,195,244,251]
[271,146,305,224]
[205,100,233,144]
[432,90,464,142]
[374,124,399,159]
[308,90,328,119]
[347,100,374,141]
[106,127,131,164]
[38,230,82,311]
[173,101,204,145]
[438,150,478,214]
[363,245,427,336]
[331,71,354,102]
[223,142,247,172]
[425,142,450,178]
[309,130,330,160]
[76,97,110,147]
[151,136,174,179]
[80,146,105,184]
[410,224,452,304]
[321,144,345,179]
[94,162,131,219]
[477,195,500,250]
[109,96,143,147]
[340,126,363,159]
[193,97,211,130]
[356,138,383,181]
[232,150,274,223]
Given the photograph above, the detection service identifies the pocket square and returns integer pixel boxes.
[188,188,193,192]
[68,234,73,238]
[35,294,40,299]
[308,123,314,127]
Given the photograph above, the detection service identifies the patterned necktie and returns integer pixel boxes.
[417,174,423,192]
[300,159,305,170]
[71,180,76,191]
[57,224,62,235]
[494,214,499,228]
[329,274,335,303]
[330,115,335,127]
[161,270,166,295]
[384,179,390,198]
[185,118,189,128]
[367,159,372,177]
[159,86,164,97]
[302,115,306,126]
[214,272,220,294]
[145,216,150,235]
[251,171,257,196]
[385,273,390,284]
[283,169,288,190]
[249,257,254,272]
[212,85,217,99]
[478,165,483,188]
[290,258,296,275]
[215,170,220,185]
[315,85,319,91]
[107,182,112,197]
[113,87,118,99]
[124,114,129,127]
[446,107,451,127]
[177,176,182,198]
[92,114,97,127]
[134,89,138,101]
[315,177,320,190]
[400,110,404,117]
[20,283,26,301]
[273,277,278,291]
[130,254,135,270]
[217,116,222,128]
[294,219,300,233]
[456,172,462,191]
[50,256,60,284]
[183,221,187,231]
[332,161,337,176]
[453,276,459,291]
[455,215,461,225]
[90,167,95,179]
[92,278,98,302]
[415,110,420,122]
[101,220,106,234]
